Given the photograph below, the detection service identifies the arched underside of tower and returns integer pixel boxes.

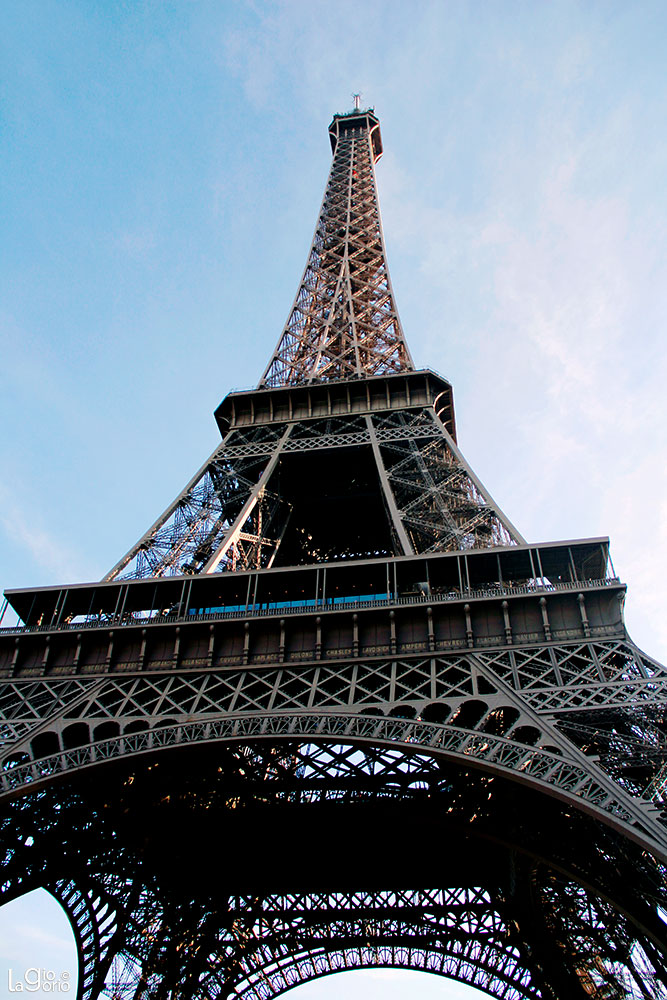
[1,737,666,1000]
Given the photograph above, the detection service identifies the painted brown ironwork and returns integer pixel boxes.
[104,375,522,580]
[260,109,413,387]
[1,106,666,1000]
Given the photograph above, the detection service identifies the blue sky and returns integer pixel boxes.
[1,1,666,996]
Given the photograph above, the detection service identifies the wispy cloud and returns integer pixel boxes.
[0,485,87,582]
[377,74,667,659]
[116,229,156,260]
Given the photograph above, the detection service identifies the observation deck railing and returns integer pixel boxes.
[0,576,621,637]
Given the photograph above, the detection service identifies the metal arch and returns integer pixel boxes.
[1,732,666,998]
[1,633,666,840]
[195,882,667,1000]
[183,888,539,1000]
[2,714,665,856]
[82,880,667,1000]
[0,639,665,829]
[49,879,120,1000]
[95,889,541,1000]
[1,635,665,809]
[236,953,531,1000]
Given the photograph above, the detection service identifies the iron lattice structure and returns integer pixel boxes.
[260,110,412,386]
[1,106,666,1000]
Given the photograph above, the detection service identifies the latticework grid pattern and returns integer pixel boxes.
[261,116,413,386]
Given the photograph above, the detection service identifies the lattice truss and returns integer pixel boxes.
[105,426,291,580]
[536,874,667,1000]
[260,119,413,387]
[1,744,666,1000]
[107,407,519,580]
[375,410,519,551]
[102,882,667,1000]
[102,886,538,1000]
[1,638,666,832]
[53,880,119,1000]
[0,639,667,808]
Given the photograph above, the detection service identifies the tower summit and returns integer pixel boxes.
[261,105,407,387]
[1,107,666,1000]
[100,104,520,581]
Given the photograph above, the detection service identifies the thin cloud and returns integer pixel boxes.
[377,87,667,661]
[0,486,88,582]
[116,229,157,260]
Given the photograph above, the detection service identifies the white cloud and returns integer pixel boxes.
[376,73,667,662]
[0,485,87,583]
[116,229,156,260]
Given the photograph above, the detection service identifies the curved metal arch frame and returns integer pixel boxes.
[102,891,537,1000]
[49,879,119,1000]
[214,888,538,1000]
[2,711,665,859]
[240,955,529,1000]
[2,733,666,1000]
[97,874,667,1000]
[67,837,667,1000]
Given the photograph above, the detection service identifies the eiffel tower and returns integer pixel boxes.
[1,104,666,1000]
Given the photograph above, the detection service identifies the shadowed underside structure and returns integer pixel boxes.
[1,106,666,1000]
